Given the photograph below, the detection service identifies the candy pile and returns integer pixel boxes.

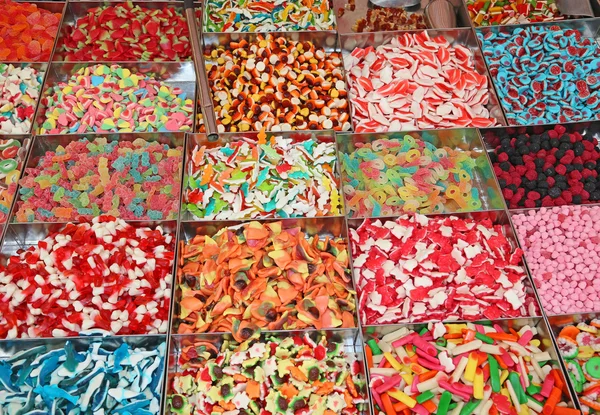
[351,214,536,324]
[487,125,600,208]
[512,205,600,315]
[176,221,356,334]
[168,332,368,415]
[556,321,600,414]
[341,135,483,217]
[480,25,600,125]
[467,0,564,26]
[14,137,183,222]
[0,217,174,339]
[345,32,498,133]
[366,323,578,415]
[204,0,335,32]
[60,2,197,61]
[0,0,61,61]
[185,133,341,219]
[39,64,194,134]
[0,64,44,134]
[351,6,427,32]
[0,340,166,413]
[206,34,351,132]
[0,138,24,224]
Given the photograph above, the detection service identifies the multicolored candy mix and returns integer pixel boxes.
[350,214,536,324]
[467,0,564,27]
[556,321,600,414]
[15,137,183,222]
[39,64,194,134]
[341,135,484,218]
[206,34,351,133]
[344,32,498,133]
[168,332,368,415]
[0,138,24,224]
[0,0,61,61]
[365,323,578,415]
[204,0,335,32]
[0,64,44,134]
[480,25,600,125]
[60,2,199,61]
[185,133,341,220]
[176,221,356,335]
[0,340,166,414]
[0,217,174,339]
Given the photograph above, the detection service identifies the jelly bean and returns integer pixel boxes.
[0,0,61,61]
[341,135,483,217]
[0,64,44,134]
[206,34,351,133]
[168,332,368,415]
[366,323,577,415]
[479,26,600,125]
[338,1,427,32]
[185,134,341,220]
[176,220,356,334]
[38,64,194,134]
[512,205,600,315]
[345,32,499,133]
[350,213,538,324]
[14,137,183,222]
[60,2,201,61]
[204,0,335,32]
[0,216,175,339]
[467,0,564,27]
[486,124,600,208]
[0,338,166,413]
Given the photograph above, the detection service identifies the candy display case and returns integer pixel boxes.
[181,131,344,221]
[0,219,178,339]
[362,318,581,414]
[339,28,507,133]
[0,135,31,223]
[0,334,167,413]
[463,0,595,27]
[548,313,600,414]
[0,1,65,62]
[203,0,338,32]
[32,61,197,135]
[0,62,49,135]
[172,216,359,335]
[477,18,600,126]
[202,30,352,133]
[165,329,370,415]
[10,132,185,223]
[480,121,600,210]
[347,209,543,326]
[51,1,201,62]
[332,0,472,33]
[336,128,505,218]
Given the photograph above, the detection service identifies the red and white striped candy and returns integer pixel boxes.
[345,31,499,133]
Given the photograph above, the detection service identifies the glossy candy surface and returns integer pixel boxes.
[185,133,341,219]
[351,214,537,324]
[168,332,368,415]
[176,221,356,335]
[0,64,44,134]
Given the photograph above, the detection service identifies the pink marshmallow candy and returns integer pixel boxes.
[512,205,600,315]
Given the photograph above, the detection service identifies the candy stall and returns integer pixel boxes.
[1,0,600,413]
